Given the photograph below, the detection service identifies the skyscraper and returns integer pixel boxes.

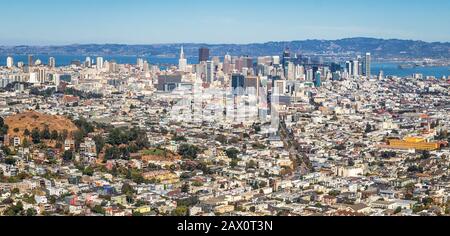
[179,46,187,72]
[223,53,231,74]
[345,61,352,76]
[6,56,14,68]
[235,57,244,72]
[28,55,34,67]
[37,68,46,84]
[314,71,322,87]
[306,68,314,81]
[282,49,291,78]
[231,74,245,95]
[206,61,214,83]
[199,47,210,63]
[137,58,144,68]
[96,57,104,70]
[49,57,56,68]
[365,53,371,78]
[352,60,359,77]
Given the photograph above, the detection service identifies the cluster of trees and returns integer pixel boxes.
[21,126,68,145]
[172,135,187,142]
[29,87,103,100]
[121,183,136,204]
[180,161,213,175]
[29,87,56,98]
[224,148,241,168]
[0,117,8,137]
[171,196,199,216]
[381,151,397,159]
[435,130,449,141]
[407,165,424,173]
[71,118,150,161]
[104,146,134,161]
[252,123,262,133]
[107,127,148,148]
[215,134,241,145]
[225,148,239,159]
[62,150,74,162]
[71,118,98,150]
[2,201,37,216]
[177,144,200,160]
[64,87,103,99]
[103,127,150,161]
[365,123,376,133]
[421,151,431,160]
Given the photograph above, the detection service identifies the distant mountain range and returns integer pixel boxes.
[1,38,450,59]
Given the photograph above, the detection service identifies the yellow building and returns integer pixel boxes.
[388,137,440,151]
[134,206,151,214]
[142,170,179,184]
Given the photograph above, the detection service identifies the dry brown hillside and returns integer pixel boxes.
[5,110,78,139]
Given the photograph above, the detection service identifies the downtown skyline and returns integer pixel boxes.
[1,0,450,45]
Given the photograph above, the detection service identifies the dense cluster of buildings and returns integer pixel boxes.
[0,47,449,216]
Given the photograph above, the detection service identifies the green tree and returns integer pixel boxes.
[91,205,105,215]
[93,135,105,154]
[40,126,51,140]
[4,201,24,216]
[51,130,59,140]
[172,206,188,216]
[0,117,8,136]
[178,144,200,159]
[225,148,240,159]
[230,159,238,168]
[62,150,74,162]
[11,188,20,194]
[5,157,16,165]
[421,151,431,160]
[181,182,190,193]
[121,183,135,195]
[82,166,94,176]
[31,128,41,144]
[246,160,257,169]
[62,129,69,140]
[26,208,38,216]
[105,146,121,160]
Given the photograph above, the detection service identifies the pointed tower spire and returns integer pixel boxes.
[180,46,185,59]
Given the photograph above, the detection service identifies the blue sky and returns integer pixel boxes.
[1,0,449,45]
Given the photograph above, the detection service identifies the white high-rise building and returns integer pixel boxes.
[49,57,56,68]
[85,57,92,67]
[306,68,314,81]
[206,61,214,83]
[137,58,144,69]
[223,53,231,74]
[96,57,104,70]
[178,46,187,72]
[272,56,280,65]
[352,60,359,77]
[378,70,384,80]
[143,60,149,72]
[29,72,38,84]
[6,56,14,68]
[37,68,46,83]
[287,62,295,80]
[345,61,352,76]
[365,53,371,78]
[54,73,61,87]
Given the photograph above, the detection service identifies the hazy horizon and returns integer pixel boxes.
[1,0,450,46]
[1,37,450,47]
